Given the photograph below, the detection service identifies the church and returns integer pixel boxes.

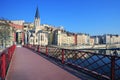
[28,7,48,46]
[10,7,65,46]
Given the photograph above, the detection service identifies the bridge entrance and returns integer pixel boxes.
[16,32,22,44]
[14,30,24,45]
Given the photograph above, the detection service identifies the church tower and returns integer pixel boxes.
[34,6,41,45]
[34,7,40,28]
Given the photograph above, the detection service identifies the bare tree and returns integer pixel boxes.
[0,19,11,48]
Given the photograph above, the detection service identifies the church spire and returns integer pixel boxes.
[35,6,40,19]
[34,6,40,28]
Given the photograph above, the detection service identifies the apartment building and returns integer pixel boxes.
[77,33,90,45]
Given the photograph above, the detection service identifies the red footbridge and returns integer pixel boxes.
[0,44,120,80]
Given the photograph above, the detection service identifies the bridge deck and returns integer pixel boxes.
[5,47,80,80]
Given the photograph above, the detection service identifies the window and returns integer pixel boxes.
[41,35,43,41]
[36,39,37,42]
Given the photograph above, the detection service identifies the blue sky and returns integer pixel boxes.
[0,0,120,35]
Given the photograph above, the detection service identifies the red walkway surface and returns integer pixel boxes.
[5,47,80,80]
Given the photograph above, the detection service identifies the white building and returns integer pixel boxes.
[11,20,25,25]
[37,30,48,46]
[92,36,99,44]
[28,7,48,46]
[103,34,120,44]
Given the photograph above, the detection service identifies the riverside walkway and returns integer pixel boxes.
[5,47,80,80]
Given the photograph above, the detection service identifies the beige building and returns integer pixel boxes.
[67,36,75,46]
[53,30,91,46]
[89,37,94,45]
[110,35,120,44]
[53,30,76,46]
[11,20,25,25]
[77,33,90,45]
[0,20,14,47]
[24,23,34,31]
[54,30,65,46]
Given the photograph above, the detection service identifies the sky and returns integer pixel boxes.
[0,0,120,35]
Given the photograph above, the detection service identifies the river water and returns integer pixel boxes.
[67,50,120,79]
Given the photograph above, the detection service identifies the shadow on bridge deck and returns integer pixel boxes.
[5,47,80,80]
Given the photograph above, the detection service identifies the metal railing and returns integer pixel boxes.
[24,44,120,80]
[0,45,16,80]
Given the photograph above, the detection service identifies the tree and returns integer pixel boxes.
[0,19,11,48]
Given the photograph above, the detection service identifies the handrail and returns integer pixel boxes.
[0,45,16,80]
[24,44,120,80]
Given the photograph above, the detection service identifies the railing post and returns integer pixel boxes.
[29,44,30,49]
[35,45,36,51]
[111,56,115,80]
[34,45,36,51]
[8,48,11,62]
[62,49,65,64]
[11,46,13,53]
[37,45,39,52]
[38,45,40,52]
[32,45,34,50]
[46,46,48,56]
[1,53,6,80]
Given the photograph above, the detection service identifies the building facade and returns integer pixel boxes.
[77,33,90,45]
[103,34,120,44]
[28,7,49,46]
[6,7,120,47]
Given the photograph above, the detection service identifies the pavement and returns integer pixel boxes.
[5,47,80,80]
